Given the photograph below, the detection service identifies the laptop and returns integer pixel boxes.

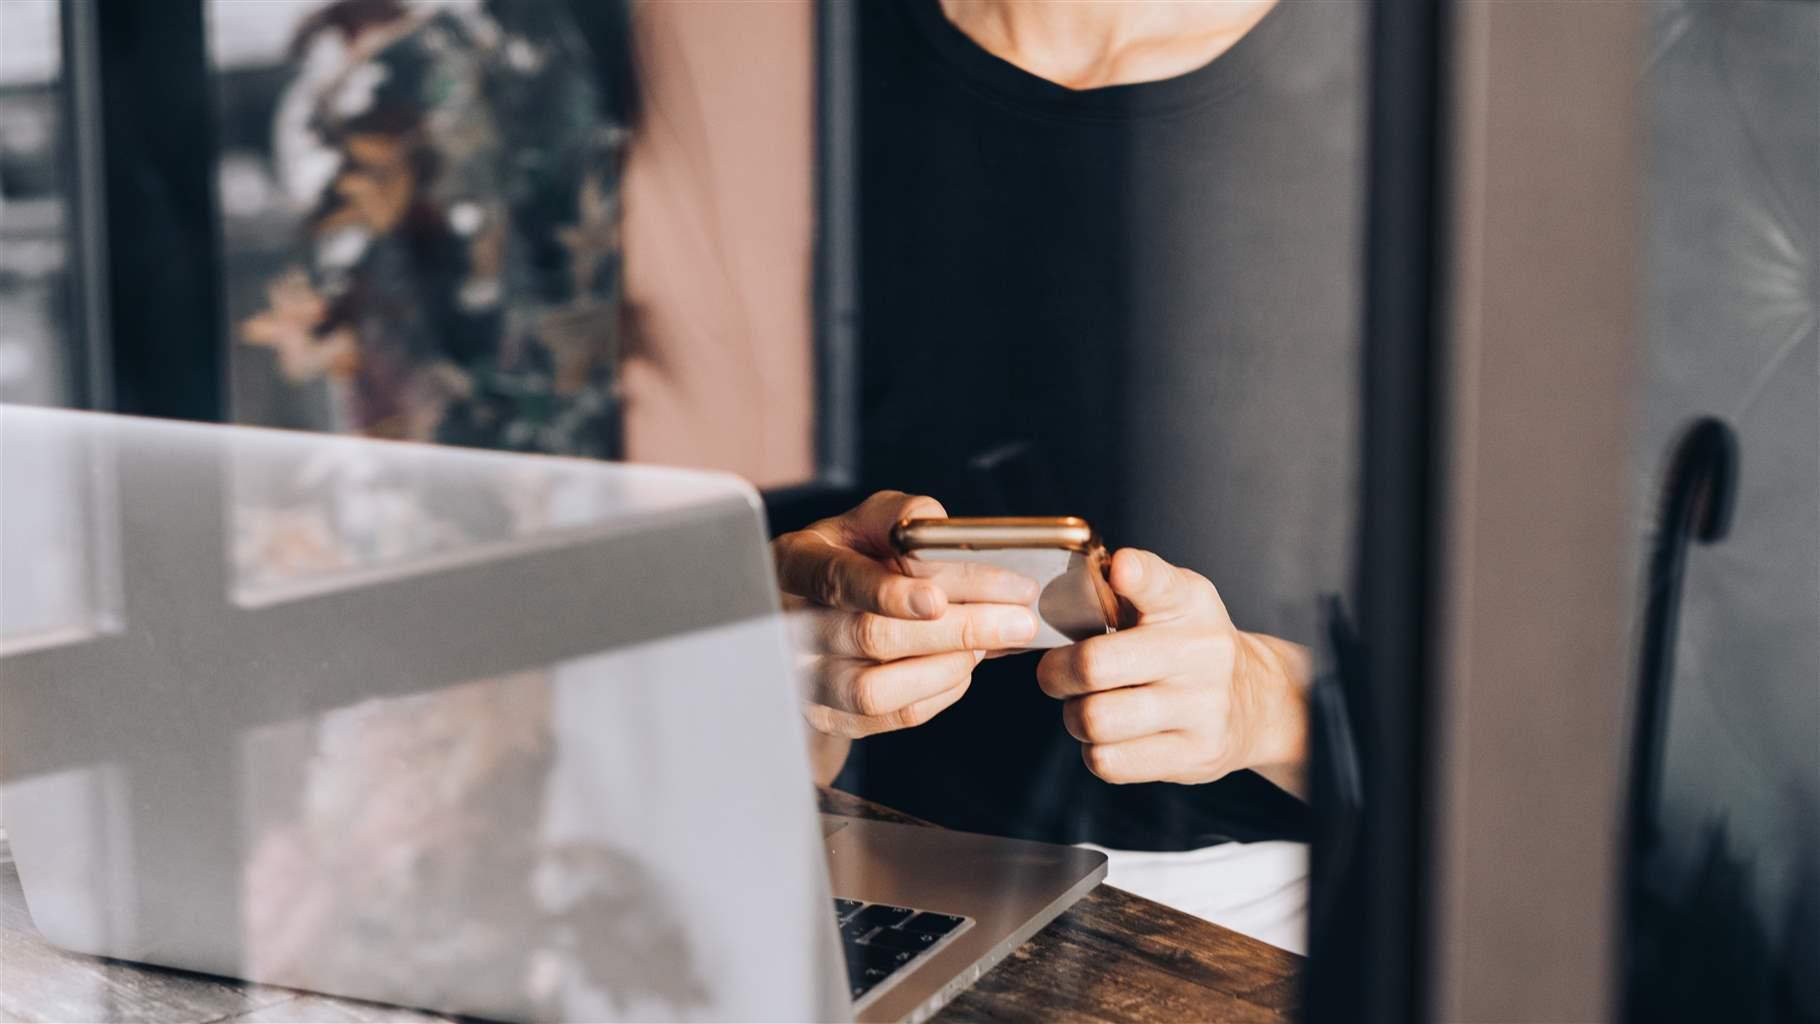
[0,406,1104,1023]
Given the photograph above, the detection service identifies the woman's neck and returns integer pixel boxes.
[937,0,1279,90]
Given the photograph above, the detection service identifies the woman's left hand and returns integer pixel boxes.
[1035,548,1312,796]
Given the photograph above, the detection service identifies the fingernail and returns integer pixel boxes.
[988,606,1039,644]
[973,649,987,664]
[1015,574,1041,602]
[909,587,941,619]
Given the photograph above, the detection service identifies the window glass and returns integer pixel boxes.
[0,0,76,408]
[206,0,824,491]
[1625,3,1819,1012]
[209,0,629,459]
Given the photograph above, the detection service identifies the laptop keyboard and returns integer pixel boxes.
[833,898,968,1002]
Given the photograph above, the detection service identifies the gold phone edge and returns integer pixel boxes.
[890,516,1098,553]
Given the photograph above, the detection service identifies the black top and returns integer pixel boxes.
[838,0,1363,850]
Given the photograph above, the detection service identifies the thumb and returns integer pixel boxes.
[839,490,948,558]
[1108,548,1228,625]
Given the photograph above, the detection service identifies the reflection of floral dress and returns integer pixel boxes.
[241,0,626,458]
[244,672,710,1018]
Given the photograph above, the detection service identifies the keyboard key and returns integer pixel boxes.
[848,959,899,998]
[856,942,914,971]
[901,912,965,938]
[848,960,884,996]
[840,901,950,1002]
[848,959,881,999]
[860,964,894,989]
[846,903,916,932]
[864,926,937,953]
[847,953,879,974]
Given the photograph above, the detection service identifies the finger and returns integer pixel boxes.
[809,605,1039,661]
[1108,548,1226,625]
[775,533,945,619]
[1107,548,1202,623]
[804,677,972,739]
[900,556,1041,605]
[1080,732,1198,785]
[837,490,947,557]
[1036,631,1179,698]
[809,649,983,717]
[1060,687,1169,745]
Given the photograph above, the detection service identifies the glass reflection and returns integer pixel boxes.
[206,0,820,489]
[0,409,120,652]
[0,406,839,1022]
[0,0,79,408]
[7,0,1385,1016]
[1624,3,1819,1018]
[210,0,628,457]
[222,421,743,604]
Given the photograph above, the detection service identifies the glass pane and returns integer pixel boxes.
[0,0,76,408]
[0,3,114,657]
[208,0,630,460]
[826,0,1366,964]
[1625,1,1819,1016]
[0,408,120,652]
[205,0,825,490]
[6,2,1376,1017]
[0,407,838,1020]
[223,410,748,606]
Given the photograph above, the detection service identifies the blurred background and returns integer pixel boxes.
[0,0,71,408]
[0,2,1814,1022]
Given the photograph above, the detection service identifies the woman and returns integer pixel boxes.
[629,0,1362,953]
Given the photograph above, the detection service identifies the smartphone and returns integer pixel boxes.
[889,517,1119,649]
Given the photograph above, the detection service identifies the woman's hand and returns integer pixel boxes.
[772,492,1039,780]
[1036,548,1311,797]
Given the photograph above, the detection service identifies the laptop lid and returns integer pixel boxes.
[0,406,850,1022]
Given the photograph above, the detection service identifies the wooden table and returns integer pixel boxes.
[0,792,1301,1023]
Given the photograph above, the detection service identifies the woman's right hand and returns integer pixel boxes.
[773,491,1040,744]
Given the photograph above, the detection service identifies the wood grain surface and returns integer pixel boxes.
[818,789,1302,1024]
[0,793,1300,1023]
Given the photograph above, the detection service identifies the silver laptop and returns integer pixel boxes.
[0,406,1104,1023]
